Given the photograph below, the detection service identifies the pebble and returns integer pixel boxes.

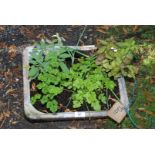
[15,78,19,82]
[84,36,88,39]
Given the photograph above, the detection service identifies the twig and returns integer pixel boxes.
[76,25,88,46]
[0,102,9,128]
[0,116,6,128]
[72,25,88,64]
[65,97,72,108]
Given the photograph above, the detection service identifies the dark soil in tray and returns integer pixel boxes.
[0,25,118,129]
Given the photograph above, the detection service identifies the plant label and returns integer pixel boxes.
[107,101,126,123]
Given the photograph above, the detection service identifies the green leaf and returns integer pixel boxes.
[31,94,41,105]
[29,66,39,79]
[73,100,83,108]
[104,80,115,90]
[98,94,106,103]
[47,100,58,113]
[59,62,69,73]
[45,52,57,61]
[35,94,41,99]
[31,96,37,105]
[92,101,101,111]
[59,53,71,59]
[41,95,49,104]
[37,82,46,89]
[48,86,63,95]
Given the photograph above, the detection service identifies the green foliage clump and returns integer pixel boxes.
[141,44,155,77]
[96,39,138,79]
[29,35,116,113]
[66,57,116,111]
[29,34,74,112]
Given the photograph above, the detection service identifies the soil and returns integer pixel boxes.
[0,25,113,128]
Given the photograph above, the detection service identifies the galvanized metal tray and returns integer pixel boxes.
[23,46,129,121]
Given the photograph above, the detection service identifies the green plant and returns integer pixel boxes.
[141,44,155,77]
[96,39,138,79]
[30,52,64,112]
[29,33,90,112]
[64,57,116,111]
[29,53,116,112]
[29,34,76,80]
[29,34,77,112]
[29,34,117,113]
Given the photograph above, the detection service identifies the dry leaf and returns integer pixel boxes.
[96,28,107,34]
[122,27,128,35]
[132,25,139,32]
[12,121,18,125]
[8,45,17,59]
[20,27,36,39]
[4,69,12,79]
[137,108,155,116]
[31,82,36,91]
[5,88,16,95]
[0,82,4,89]
[143,90,155,102]
[96,54,104,65]
[96,26,111,34]
[0,26,5,32]
[65,109,71,112]
[135,112,145,120]
[36,34,46,39]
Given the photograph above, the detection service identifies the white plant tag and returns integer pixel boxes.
[107,101,126,123]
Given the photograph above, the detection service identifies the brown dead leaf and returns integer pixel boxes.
[135,112,145,120]
[0,110,10,128]
[0,42,7,48]
[96,54,104,65]
[8,45,17,59]
[20,27,36,39]
[96,28,107,34]
[0,114,4,122]
[122,27,128,35]
[96,26,111,34]
[11,121,18,125]
[143,90,155,102]
[59,104,65,109]
[65,109,71,112]
[36,34,46,39]
[137,108,155,116]
[0,26,5,32]
[31,82,36,91]
[150,77,155,84]
[5,88,16,95]
[0,82,4,89]
[4,69,12,79]
[132,25,139,32]
[4,111,11,118]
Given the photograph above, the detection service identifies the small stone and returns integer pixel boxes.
[15,78,19,82]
